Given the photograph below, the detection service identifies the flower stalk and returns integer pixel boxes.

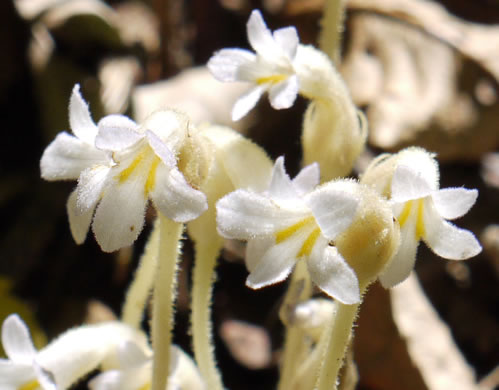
[191,237,224,390]
[151,215,184,390]
[122,219,161,329]
[319,0,347,64]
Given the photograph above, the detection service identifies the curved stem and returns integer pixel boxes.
[151,215,184,390]
[319,0,347,64]
[315,301,360,390]
[121,219,161,329]
[191,237,224,390]
[277,260,313,390]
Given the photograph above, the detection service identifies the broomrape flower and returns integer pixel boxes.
[0,314,56,390]
[363,148,482,287]
[89,341,205,390]
[216,157,361,304]
[208,10,300,121]
[40,85,207,252]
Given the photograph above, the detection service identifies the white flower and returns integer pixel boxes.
[0,314,150,390]
[0,314,56,390]
[89,342,205,390]
[216,156,361,304]
[40,85,207,252]
[379,148,482,287]
[208,10,300,121]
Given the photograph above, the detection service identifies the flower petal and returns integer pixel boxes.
[207,49,255,82]
[379,218,419,288]
[40,132,110,181]
[145,131,176,168]
[273,26,298,59]
[391,164,434,203]
[245,236,274,273]
[69,84,98,144]
[246,10,278,60]
[232,85,266,121]
[1,315,36,364]
[95,115,141,151]
[268,75,298,110]
[0,360,34,387]
[246,240,297,289]
[150,165,207,223]
[216,189,305,240]
[67,189,95,245]
[141,110,188,153]
[292,162,320,196]
[305,181,359,240]
[268,156,301,205]
[431,188,478,220]
[423,203,482,260]
[76,165,111,214]
[117,342,150,370]
[33,361,57,390]
[92,179,148,252]
[307,245,360,304]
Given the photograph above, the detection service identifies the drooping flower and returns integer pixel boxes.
[89,341,205,390]
[208,10,300,121]
[0,314,56,390]
[361,147,482,287]
[40,85,207,252]
[216,156,361,304]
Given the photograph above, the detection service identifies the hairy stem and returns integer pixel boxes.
[151,215,184,390]
[191,237,224,389]
[122,219,160,328]
[319,0,347,64]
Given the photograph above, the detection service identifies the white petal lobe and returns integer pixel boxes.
[232,85,266,121]
[96,115,141,151]
[431,188,478,220]
[207,49,255,82]
[69,84,98,144]
[307,245,360,304]
[268,75,299,110]
[391,164,434,202]
[292,162,320,195]
[1,315,36,363]
[67,189,94,244]
[273,26,299,59]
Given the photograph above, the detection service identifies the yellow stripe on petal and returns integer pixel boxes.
[275,216,315,244]
[138,383,151,390]
[19,380,40,390]
[298,228,321,257]
[144,156,161,195]
[415,199,426,240]
[256,75,287,85]
[397,200,413,228]
[117,151,145,183]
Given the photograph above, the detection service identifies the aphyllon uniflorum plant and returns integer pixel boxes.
[2,4,482,390]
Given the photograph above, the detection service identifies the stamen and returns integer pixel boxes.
[415,199,426,239]
[298,228,321,257]
[397,200,413,228]
[256,75,287,85]
[117,150,145,183]
[19,380,40,390]
[145,156,161,195]
[275,216,315,244]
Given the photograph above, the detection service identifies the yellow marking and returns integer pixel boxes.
[256,75,287,85]
[138,383,151,390]
[275,216,315,244]
[117,151,145,183]
[19,380,40,390]
[415,199,426,239]
[397,200,413,228]
[298,228,321,257]
[144,156,161,195]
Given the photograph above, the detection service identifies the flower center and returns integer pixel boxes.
[116,146,161,196]
[397,199,426,240]
[256,74,288,85]
[19,380,40,390]
[275,216,322,257]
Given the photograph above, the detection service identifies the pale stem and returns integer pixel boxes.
[191,236,224,390]
[151,215,184,390]
[319,0,347,64]
[315,301,361,390]
[122,219,161,328]
[277,260,313,390]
